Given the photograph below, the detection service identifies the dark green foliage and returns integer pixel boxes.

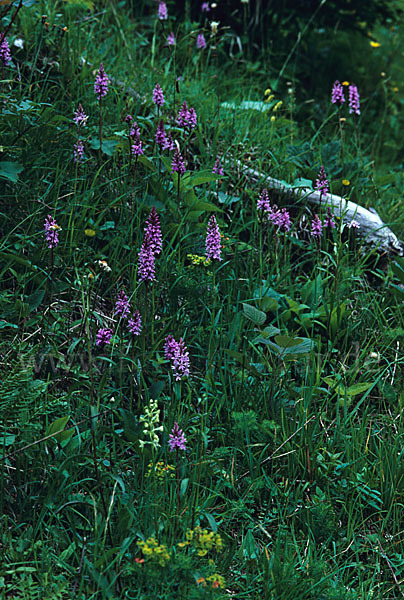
[1,1,404,598]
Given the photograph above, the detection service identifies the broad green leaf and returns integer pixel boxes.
[275,335,303,348]
[240,529,259,560]
[346,382,373,396]
[242,303,266,326]
[301,275,323,308]
[46,416,70,443]
[1,434,15,446]
[88,138,118,156]
[293,177,313,189]
[261,325,281,337]
[138,155,155,171]
[26,288,45,311]
[203,511,218,532]
[259,297,279,312]
[188,171,222,187]
[0,161,23,183]
[185,199,223,212]
[180,478,189,498]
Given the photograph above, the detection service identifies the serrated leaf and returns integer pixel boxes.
[242,303,266,326]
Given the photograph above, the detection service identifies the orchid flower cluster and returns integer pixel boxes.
[138,206,163,282]
[257,175,339,240]
[73,103,88,164]
[331,80,360,115]
[257,189,291,232]
[114,290,142,336]
[164,335,190,381]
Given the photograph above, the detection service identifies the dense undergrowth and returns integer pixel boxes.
[2,1,404,599]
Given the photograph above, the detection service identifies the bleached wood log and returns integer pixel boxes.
[236,162,403,256]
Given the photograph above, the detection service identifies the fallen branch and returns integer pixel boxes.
[235,161,403,256]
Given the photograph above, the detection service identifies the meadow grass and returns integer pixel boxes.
[1,1,404,598]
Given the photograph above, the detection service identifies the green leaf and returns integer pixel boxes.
[242,303,266,326]
[258,336,314,358]
[1,434,15,446]
[240,529,259,560]
[202,511,218,532]
[274,335,303,348]
[88,138,118,156]
[185,199,222,212]
[138,155,155,171]
[180,478,189,498]
[26,288,45,311]
[261,325,281,337]
[293,177,313,189]
[148,380,165,399]
[346,382,373,396]
[46,416,70,443]
[188,170,222,187]
[0,321,18,329]
[392,258,404,285]
[0,161,23,183]
[301,275,323,308]
[259,297,279,312]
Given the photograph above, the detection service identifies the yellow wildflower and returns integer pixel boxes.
[342,179,350,186]
[342,81,349,86]
[272,100,283,112]
[84,228,96,237]
[370,41,381,48]
[207,574,225,588]
[137,537,170,567]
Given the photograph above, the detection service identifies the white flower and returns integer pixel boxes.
[95,259,112,272]
[210,21,220,35]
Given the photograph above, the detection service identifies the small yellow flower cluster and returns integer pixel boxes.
[207,574,226,588]
[180,527,223,556]
[264,88,283,123]
[196,574,225,588]
[137,537,170,567]
[145,461,175,480]
[187,254,211,268]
